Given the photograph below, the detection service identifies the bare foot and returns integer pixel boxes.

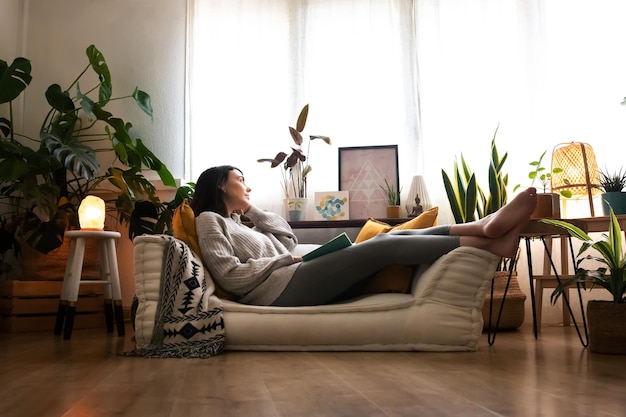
[486,224,524,258]
[461,224,523,259]
[482,188,537,238]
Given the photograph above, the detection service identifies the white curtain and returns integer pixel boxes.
[188,0,420,215]
[188,0,626,221]
[416,0,626,222]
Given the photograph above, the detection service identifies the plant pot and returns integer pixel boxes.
[531,193,560,219]
[601,192,626,216]
[587,300,626,354]
[285,198,307,222]
[386,205,402,219]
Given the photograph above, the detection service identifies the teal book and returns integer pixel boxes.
[301,232,353,261]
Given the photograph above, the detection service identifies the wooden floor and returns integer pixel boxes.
[1,324,625,417]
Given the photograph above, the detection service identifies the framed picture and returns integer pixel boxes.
[338,145,399,219]
[313,191,350,221]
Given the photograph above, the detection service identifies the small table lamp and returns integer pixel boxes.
[550,142,601,216]
[78,195,106,230]
[55,195,124,339]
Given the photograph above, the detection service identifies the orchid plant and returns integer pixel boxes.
[258,104,330,199]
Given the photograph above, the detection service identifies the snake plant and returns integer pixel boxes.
[441,127,509,224]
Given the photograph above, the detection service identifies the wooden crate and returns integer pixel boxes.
[0,280,106,333]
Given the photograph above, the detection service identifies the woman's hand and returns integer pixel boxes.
[293,256,303,263]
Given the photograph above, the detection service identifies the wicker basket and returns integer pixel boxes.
[482,271,526,331]
[587,301,626,354]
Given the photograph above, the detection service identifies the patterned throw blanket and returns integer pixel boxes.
[125,235,225,358]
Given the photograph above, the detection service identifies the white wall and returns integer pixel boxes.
[1,0,186,306]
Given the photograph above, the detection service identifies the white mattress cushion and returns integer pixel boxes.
[133,235,499,351]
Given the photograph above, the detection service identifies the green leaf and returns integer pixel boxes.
[132,88,153,121]
[0,57,32,104]
[45,84,75,112]
[76,83,95,120]
[40,131,99,180]
[134,139,176,187]
[540,218,592,241]
[86,44,112,104]
[296,104,309,132]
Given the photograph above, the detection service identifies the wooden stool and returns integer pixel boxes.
[54,230,125,339]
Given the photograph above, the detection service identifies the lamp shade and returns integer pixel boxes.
[78,195,106,230]
[550,142,601,216]
[405,175,431,217]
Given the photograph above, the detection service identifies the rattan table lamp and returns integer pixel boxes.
[550,142,601,216]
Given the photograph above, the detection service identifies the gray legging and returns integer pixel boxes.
[271,225,458,307]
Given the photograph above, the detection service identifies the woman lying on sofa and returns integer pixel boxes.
[190,165,537,307]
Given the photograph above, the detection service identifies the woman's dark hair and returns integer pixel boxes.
[189,165,241,217]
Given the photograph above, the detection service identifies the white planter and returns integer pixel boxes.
[285,198,307,221]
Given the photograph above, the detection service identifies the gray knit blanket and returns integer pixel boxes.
[124,235,225,358]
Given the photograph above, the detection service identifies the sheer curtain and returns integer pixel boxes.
[415,0,626,222]
[188,0,626,220]
[187,0,420,215]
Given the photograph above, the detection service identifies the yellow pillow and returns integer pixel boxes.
[172,199,234,300]
[355,207,439,294]
[172,199,202,257]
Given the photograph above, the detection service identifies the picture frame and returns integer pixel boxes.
[338,145,399,219]
[313,191,350,221]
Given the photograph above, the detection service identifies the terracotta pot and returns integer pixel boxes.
[386,205,402,219]
[587,300,626,354]
[531,193,560,219]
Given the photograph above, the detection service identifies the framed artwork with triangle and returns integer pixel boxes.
[338,145,399,220]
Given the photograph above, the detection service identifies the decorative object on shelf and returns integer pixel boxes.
[598,167,626,215]
[338,145,399,219]
[285,197,307,222]
[313,191,349,221]
[514,150,572,219]
[405,175,431,218]
[379,178,402,218]
[550,142,601,217]
[541,207,626,354]
[257,104,331,199]
[78,196,106,230]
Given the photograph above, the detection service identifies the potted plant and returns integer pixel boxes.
[442,127,526,331]
[597,167,626,215]
[379,178,402,218]
[541,207,626,354]
[257,103,331,220]
[513,150,572,219]
[1,46,184,276]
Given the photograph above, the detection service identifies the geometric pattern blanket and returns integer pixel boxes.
[124,235,225,358]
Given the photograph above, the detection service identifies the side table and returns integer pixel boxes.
[54,230,125,340]
[487,219,590,347]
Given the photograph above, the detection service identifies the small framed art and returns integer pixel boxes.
[338,145,399,219]
[313,191,350,220]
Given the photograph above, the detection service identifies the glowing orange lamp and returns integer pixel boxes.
[78,195,106,230]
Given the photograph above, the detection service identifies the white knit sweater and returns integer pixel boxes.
[195,205,300,305]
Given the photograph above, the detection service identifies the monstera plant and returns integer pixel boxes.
[0,45,185,257]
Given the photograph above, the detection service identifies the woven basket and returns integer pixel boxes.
[587,301,626,354]
[482,271,526,331]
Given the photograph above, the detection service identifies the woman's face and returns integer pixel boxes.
[222,169,251,214]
